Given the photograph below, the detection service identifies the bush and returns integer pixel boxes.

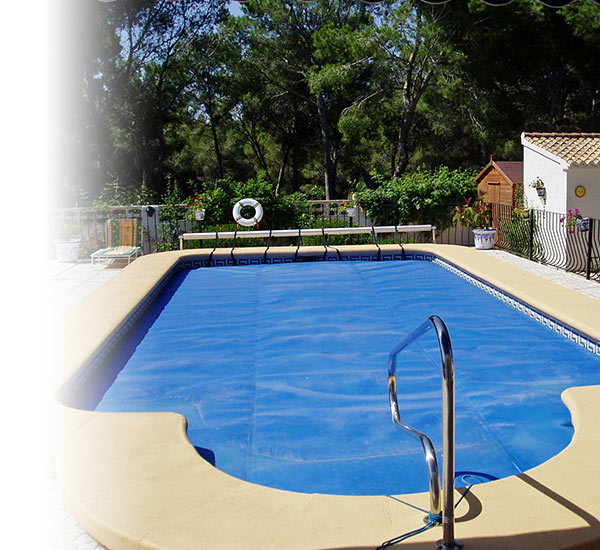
[190,178,308,229]
[356,167,478,230]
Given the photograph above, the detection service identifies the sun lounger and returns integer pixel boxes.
[91,218,142,268]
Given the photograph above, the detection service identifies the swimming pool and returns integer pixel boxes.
[82,258,600,496]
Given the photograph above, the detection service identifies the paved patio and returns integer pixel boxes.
[481,249,600,300]
[47,251,599,550]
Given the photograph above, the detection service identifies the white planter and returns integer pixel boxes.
[472,228,497,250]
[54,239,81,262]
[346,206,356,217]
[194,209,206,221]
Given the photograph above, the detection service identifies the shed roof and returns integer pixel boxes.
[495,161,523,184]
[522,133,600,167]
[475,159,523,185]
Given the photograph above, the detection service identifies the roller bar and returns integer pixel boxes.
[179,224,436,247]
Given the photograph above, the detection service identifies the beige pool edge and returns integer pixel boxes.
[52,244,600,550]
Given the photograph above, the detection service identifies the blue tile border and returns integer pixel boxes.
[432,257,600,357]
[178,251,432,267]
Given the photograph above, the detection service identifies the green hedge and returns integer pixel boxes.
[195,178,304,229]
[356,167,478,230]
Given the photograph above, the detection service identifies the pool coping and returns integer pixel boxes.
[52,244,600,550]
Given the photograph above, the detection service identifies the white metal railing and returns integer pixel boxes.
[178,224,436,249]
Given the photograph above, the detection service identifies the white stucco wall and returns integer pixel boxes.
[567,166,600,219]
[522,142,567,213]
[522,134,600,273]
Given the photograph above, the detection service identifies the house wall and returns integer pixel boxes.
[523,143,568,269]
[523,145,567,213]
[567,166,600,219]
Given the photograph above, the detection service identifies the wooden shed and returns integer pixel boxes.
[475,159,523,206]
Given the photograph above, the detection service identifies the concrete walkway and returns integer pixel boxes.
[47,260,124,317]
[48,260,117,550]
[481,249,600,300]
[47,250,598,550]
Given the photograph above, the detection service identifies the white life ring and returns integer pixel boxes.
[232,198,263,227]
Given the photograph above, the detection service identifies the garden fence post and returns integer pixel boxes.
[141,207,149,255]
[528,210,534,261]
[586,218,594,280]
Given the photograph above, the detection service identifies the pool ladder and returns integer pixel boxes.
[387,315,462,550]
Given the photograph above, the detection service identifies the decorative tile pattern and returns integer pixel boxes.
[433,257,600,357]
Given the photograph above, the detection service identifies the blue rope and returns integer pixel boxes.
[378,472,492,548]
[384,495,430,515]
[376,515,440,549]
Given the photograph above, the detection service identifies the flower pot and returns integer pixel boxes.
[536,187,545,197]
[472,228,497,250]
[54,239,81,263]
[194,209,206,221]
[346,206,356,217]
[577,217,589,232]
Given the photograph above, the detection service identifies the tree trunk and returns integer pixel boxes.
[158,108,166,193]
[591,88,598,127]
[316,92,334,200]
[393,114,413,179]
[206,90,224,179]
[275,145,290,196]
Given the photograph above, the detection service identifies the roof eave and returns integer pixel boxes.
[521,132,570,170]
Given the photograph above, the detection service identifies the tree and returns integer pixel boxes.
[368,1,457,178]
[232,0,374,199]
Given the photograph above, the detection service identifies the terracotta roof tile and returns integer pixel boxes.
[523,133,600,166]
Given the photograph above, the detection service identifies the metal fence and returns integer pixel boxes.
[492,203,600,281]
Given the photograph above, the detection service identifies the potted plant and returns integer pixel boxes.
[340,194,359,217]
[53,220,82,262]
[577,217,590,232]
[560,208,583,234]
[530,177,546,198]
[453,195,497,250]
[186,195,206,221]
[513,205,530,221]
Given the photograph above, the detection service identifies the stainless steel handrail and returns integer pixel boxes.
[387,315,462,550]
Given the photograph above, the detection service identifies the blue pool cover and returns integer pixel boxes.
[93,261,600,496]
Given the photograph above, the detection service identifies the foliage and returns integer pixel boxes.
[154,179,187,252]
[499,210,531,257]
[90,182,157,212]
[185,194,207,224]
[298,184,326,200]
[357,167,478,229]
[340,193,359,215]
[530,177,545,189]
[56,0,600,208]
[452,194,493,230]
[188,177,309,229]
[560,208,582,234]
[513,205,530,219]
[52,220,82,241]
[186,195,206,212]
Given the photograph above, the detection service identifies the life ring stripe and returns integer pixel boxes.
[232,198,263,227]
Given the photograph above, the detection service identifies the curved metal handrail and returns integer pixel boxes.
[387,315,461,550]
